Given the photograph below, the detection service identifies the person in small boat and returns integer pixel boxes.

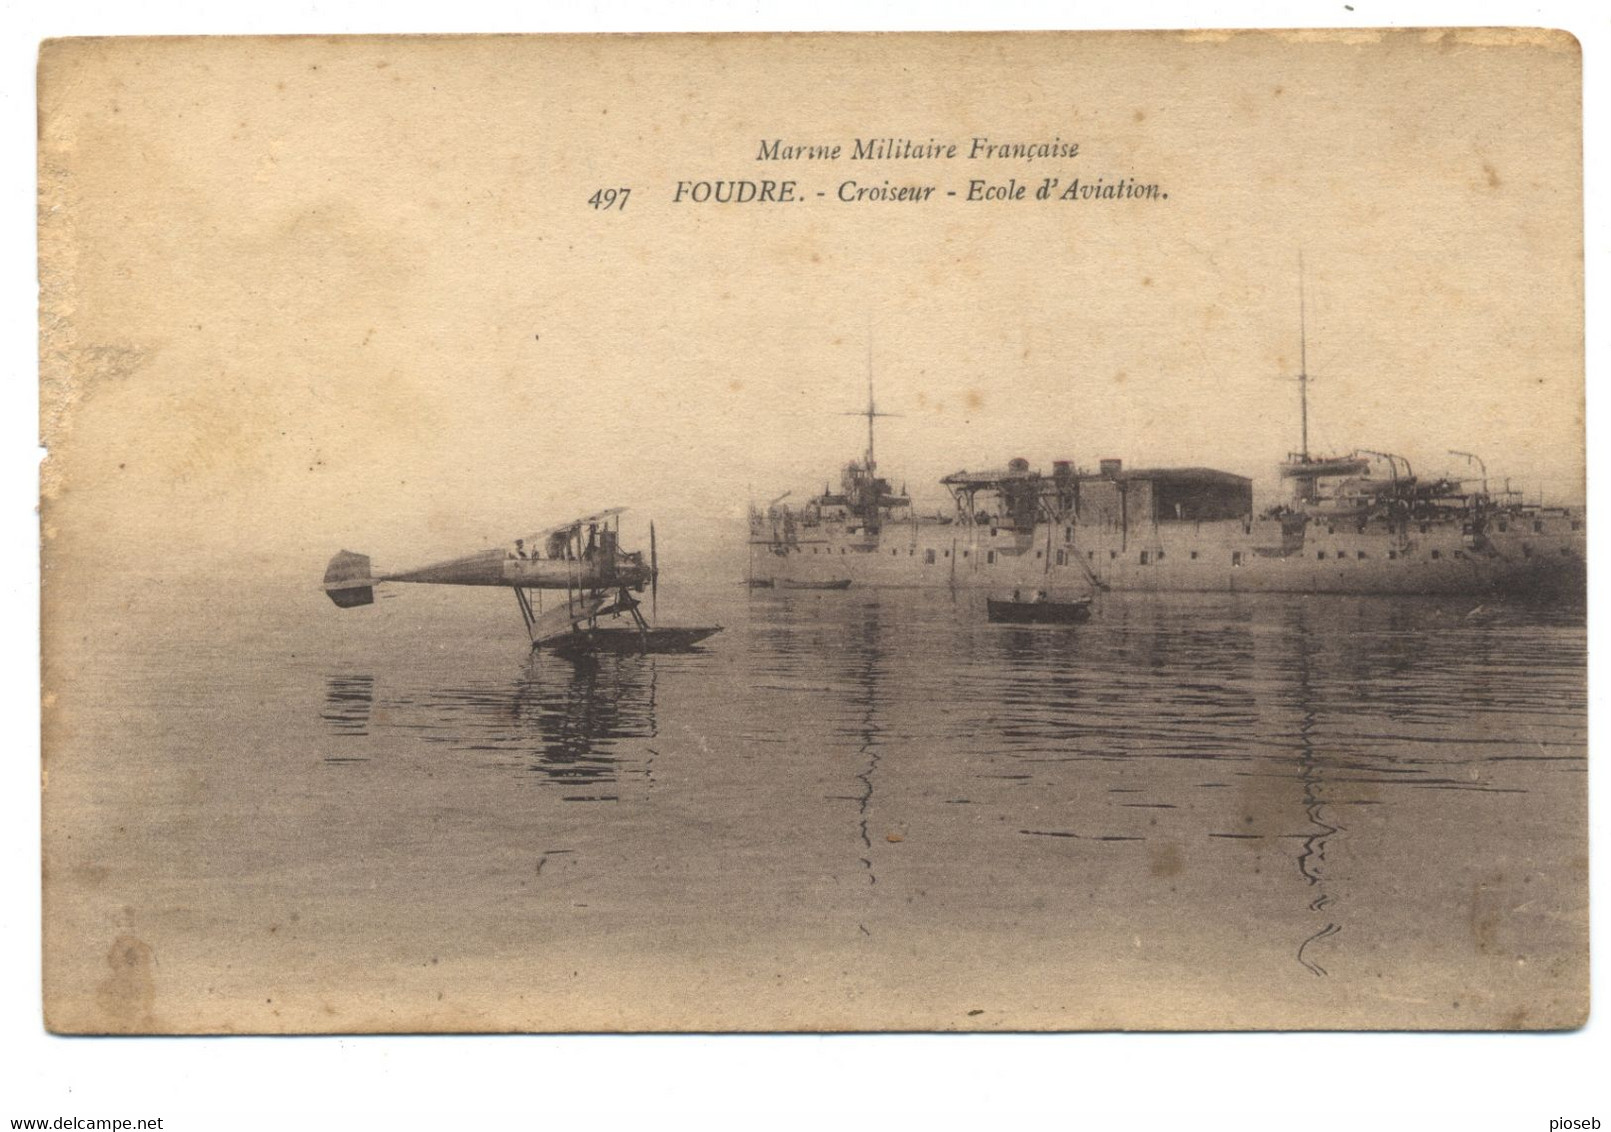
[1034,589,1048,602]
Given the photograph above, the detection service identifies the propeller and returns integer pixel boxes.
[649,520,658,622]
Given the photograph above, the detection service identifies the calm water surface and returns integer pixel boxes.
[46,580,1588,1031]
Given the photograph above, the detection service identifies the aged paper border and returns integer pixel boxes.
[10,0,1609,1125]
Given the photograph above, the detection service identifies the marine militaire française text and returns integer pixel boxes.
[583,135,1169,210]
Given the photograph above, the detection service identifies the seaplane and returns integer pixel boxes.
[322,509,721,657]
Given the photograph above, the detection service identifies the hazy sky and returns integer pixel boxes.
[40,31,1583,578]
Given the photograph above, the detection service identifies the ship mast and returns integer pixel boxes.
[866,340,877,472]
[1298,251,1309,463]
[844,337,896,473]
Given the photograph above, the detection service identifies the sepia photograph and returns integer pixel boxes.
[15,6,1606,1126]
[38,27,1587,1036]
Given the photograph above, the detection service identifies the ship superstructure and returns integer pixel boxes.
[750,441,1582,596]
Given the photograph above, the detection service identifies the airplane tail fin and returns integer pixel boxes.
[323,550,374,608]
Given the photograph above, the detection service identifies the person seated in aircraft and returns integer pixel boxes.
[514,539,528,560]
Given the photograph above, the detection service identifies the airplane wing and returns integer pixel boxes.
[515,507,626,548]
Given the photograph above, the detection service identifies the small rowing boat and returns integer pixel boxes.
[986,593,1093,624]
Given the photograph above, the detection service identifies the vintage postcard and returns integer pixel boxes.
[39,30,1585,1033]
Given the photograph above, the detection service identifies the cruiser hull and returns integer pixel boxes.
[748,513,1584,598]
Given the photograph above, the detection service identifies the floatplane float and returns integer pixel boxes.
[323,509,721,656]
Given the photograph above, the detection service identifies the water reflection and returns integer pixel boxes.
[321,674,375,763]
[763,591,1576,980]
[319,653,658,800]
[1289,607,1342,977]
[317,586,1584,993]
[842,601,885,889]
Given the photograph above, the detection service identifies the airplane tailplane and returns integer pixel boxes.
[324,550,374,608]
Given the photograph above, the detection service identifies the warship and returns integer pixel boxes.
[747,347,1584,599]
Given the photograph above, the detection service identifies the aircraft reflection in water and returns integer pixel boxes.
[320,653,658,802]
[320,674,375,738]
[323,509,720,657]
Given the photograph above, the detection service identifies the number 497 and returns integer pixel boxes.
[588,188,631,211]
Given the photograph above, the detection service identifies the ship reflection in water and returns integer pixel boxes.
[747,587,1579,994]
[314,585,1583,1017]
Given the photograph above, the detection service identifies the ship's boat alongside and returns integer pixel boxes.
[986,593,1094,624]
